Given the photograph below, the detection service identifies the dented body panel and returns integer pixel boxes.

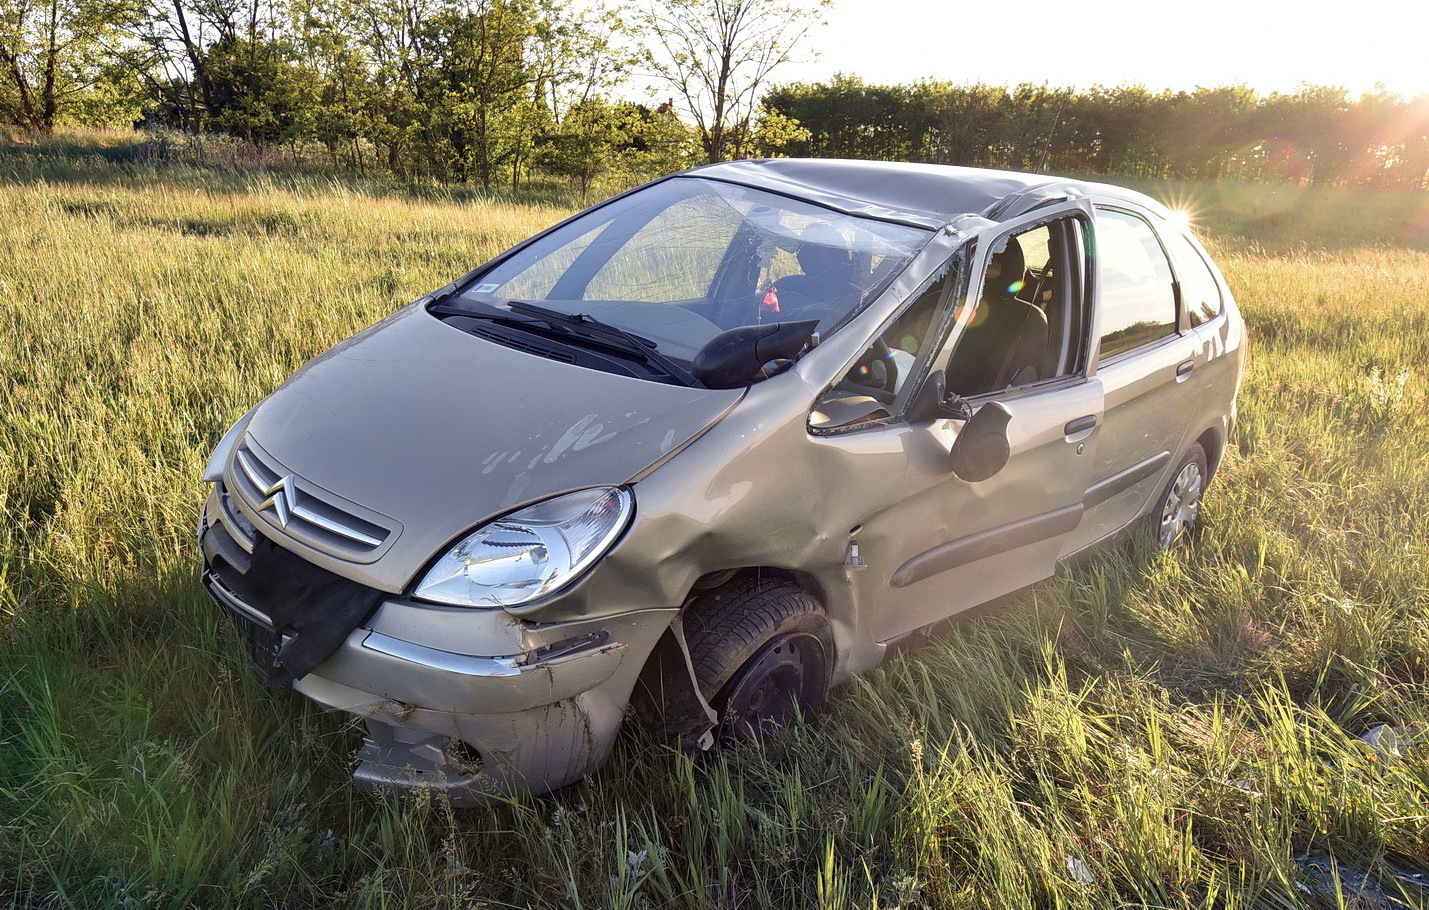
[198,159,1245,803]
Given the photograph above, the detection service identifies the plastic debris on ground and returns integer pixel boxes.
[1293,854,1428,910]
[1358,725,1424,764]
[1065,855,1095,887]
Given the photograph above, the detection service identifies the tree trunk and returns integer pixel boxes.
[38,0,60,130]
[174,0,214,121]
[0,50,41,130]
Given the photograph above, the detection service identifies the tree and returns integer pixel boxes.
[205,34,315,149]
[0,0,134,130]
[535,95,617,196]
[608,100,697,179]
[526,0,626,123]
[636,0,827,164]
[417,0,536,187]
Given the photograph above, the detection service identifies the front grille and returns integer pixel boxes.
[227,440,393,560]
[206,567,289,673]
[201,522,386,686]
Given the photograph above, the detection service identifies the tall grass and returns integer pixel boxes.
[3,136,1429,908]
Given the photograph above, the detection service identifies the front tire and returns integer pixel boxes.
[685,577,832,744]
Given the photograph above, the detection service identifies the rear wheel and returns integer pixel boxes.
[685,577,832,744]
[1154,443,1207,548]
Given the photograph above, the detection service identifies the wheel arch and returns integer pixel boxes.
[628,566,834,748]
[1194,423,1227,485]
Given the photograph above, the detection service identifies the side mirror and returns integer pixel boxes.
[693,320,819,389]
[951,401,1012,482]
[908,370,973,423]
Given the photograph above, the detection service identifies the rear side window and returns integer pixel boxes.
[1094,209,1176,358]
[1161,229,1222,327]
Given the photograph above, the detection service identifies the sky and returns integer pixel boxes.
[760,0,1429,99]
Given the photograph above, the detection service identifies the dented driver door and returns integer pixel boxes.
[851,202,1104,643]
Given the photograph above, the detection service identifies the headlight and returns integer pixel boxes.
[202,405,259,482]
[413,487,633,608]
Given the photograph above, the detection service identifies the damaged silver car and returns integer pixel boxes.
[199,159,1245,803]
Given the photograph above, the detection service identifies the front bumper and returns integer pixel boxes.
[200,485,675,803]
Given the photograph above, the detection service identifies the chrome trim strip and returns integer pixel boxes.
[235,448,384,548]
[235,447,273,488]
[361,631,523,678]
[288,501,384,548]
[205,572,277,631]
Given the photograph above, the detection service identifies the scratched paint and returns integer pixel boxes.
[543,414,619,464]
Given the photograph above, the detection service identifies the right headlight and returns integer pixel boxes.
[413,487,633,609]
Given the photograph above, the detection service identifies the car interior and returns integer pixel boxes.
[809,216,1089,432]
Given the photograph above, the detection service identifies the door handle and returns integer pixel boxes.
[1064,415,1097,435]
[1176,359,1195,378]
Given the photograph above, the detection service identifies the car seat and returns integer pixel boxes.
[776,226,863,326]
[945,237,1051,396]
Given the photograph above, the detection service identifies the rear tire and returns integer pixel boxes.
[1153,443,1207,548]
[685,577,832,744]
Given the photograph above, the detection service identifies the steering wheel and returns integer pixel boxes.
[838,337,899,402]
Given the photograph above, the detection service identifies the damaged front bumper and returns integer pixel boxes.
[199,486,674,804]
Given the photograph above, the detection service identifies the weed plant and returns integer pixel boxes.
[2,135,1429,908]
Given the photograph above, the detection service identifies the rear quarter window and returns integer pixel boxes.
[1161,229,1222,327]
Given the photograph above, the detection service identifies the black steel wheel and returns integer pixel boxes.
[685,577,832,744]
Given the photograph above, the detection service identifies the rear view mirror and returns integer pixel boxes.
[951,401,1012,482]
[693,320,820,389]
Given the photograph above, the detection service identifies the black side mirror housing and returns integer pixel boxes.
[908,370,973,423]
[950,401,1012,482]
[693,320,819,389]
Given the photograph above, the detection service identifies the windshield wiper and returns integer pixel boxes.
[506,301,701,387]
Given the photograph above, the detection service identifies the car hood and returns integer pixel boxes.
[235,305,744,592]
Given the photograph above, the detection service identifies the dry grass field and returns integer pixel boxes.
[2,132,1429,908]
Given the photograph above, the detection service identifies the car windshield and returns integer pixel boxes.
[454,176,932,364]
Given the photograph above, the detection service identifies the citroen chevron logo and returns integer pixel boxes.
[255,474,299,528]
[233,447,385,549]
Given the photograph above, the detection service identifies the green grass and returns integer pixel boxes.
[3,134,1429,908]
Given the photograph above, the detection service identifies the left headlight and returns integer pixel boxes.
[413,487,634,608]
[202,405,260,482]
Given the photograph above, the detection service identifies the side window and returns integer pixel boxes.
[1160,229,1222,327]
[809,261,953,431]
[1095,209,1177,358]
[941,216,1086,398]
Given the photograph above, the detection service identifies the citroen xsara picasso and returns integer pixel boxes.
[199,159,1245,803]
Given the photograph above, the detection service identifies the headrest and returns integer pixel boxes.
[986,236,1025,298]
[795,225,856,283]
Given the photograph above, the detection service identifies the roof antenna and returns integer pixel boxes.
[1035,90,1072,175]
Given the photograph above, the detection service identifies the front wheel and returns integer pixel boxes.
[685,578,832,744]
[1154,443,1207,548]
